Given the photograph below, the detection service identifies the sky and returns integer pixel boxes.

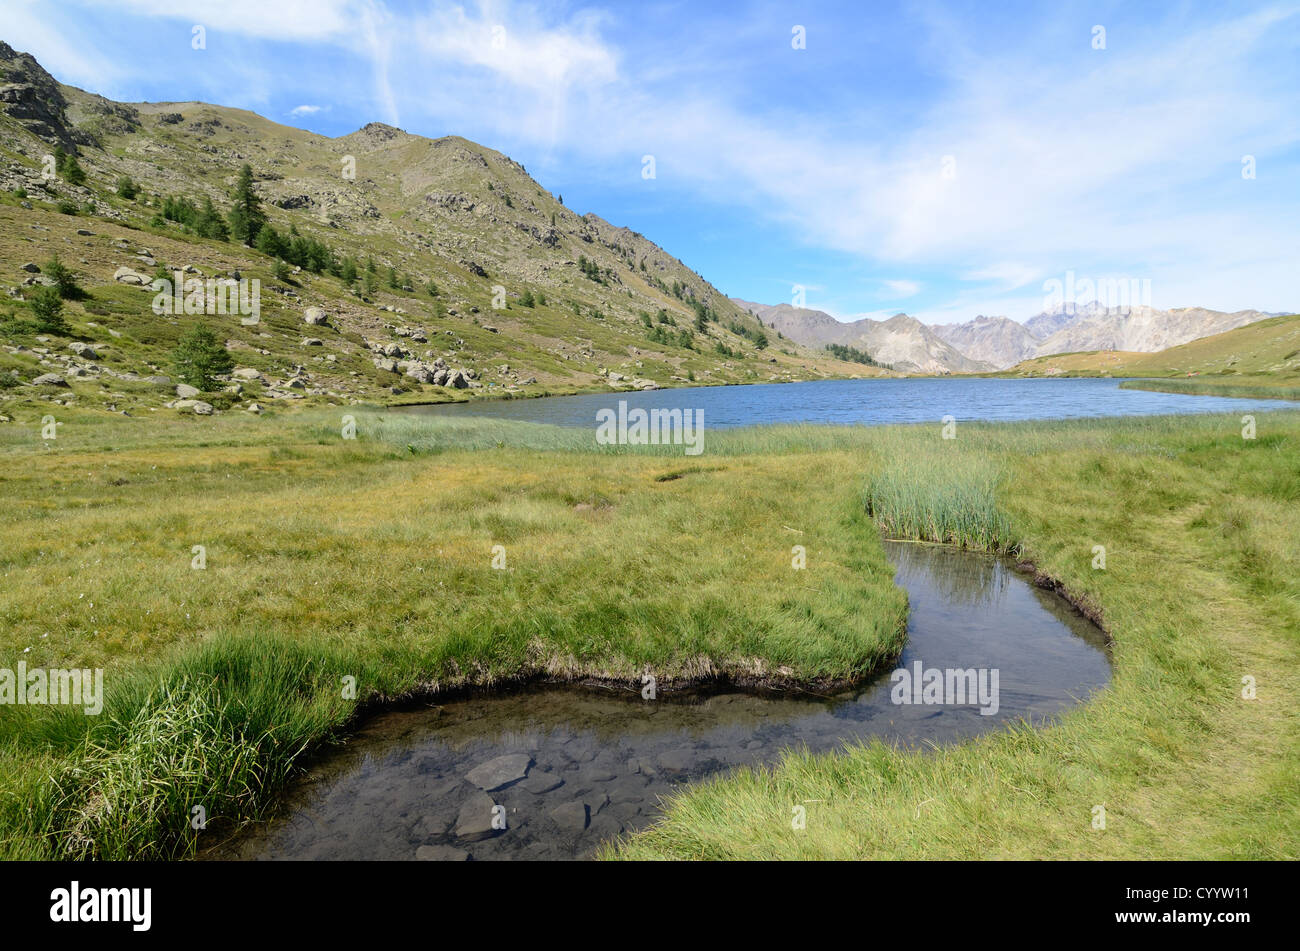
[6,0,1299,325]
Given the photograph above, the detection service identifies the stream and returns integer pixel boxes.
[206,541,1111,861]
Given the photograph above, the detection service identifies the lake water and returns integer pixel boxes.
[397,377,1296,429]
[206,542,1111,861]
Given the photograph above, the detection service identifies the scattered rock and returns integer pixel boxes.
[453,792,501,842]
[414,845,470,861]
[303,306,329,326]
[20,262,39,273]
[175,383,200,398]
[548,801,590,832]
[33,372,66,387]
[465,753,532,791]
[113,265,151,286]
[520,770,564,794]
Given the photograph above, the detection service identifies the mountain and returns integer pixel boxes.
[1007,313,1300,379]
[930,315,1041,369]
[933,302,1281,370]
[0,40,860,418]
[732,299,990,374]
[1029,305,1279,357]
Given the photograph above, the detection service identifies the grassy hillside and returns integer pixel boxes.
[0,43,873,422]
[1004,314,1300,399]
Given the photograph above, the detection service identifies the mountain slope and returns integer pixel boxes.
[930,315,1040,369]
[1008,313,1300,379]
[733,299,989,374]
[1030,305,1277,357]
[0,40,860,418]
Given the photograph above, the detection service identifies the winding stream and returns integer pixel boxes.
[206,542,1110,861]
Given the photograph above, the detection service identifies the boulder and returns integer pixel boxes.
[113,266,151,286]
[303,307,329,326]
[175,383,201,398]
[33,373,67,387]
[20,262,39,273]
[231,367,263,381]
[301,337,324,346]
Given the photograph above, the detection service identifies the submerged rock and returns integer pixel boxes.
[453,792,501,842]
[465,753,532,791]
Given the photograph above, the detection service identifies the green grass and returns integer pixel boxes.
[1,406,1297,860]
[612,412,1300,859]
[1119,377,1300,401]
[0,408,908,858]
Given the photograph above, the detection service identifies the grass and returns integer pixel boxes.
[1,406,1298,860]
[0,407,908,858]
[1119,377,1300,401]
[612,412,1300,859]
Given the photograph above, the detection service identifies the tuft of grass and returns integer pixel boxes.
[865,451,1014,550]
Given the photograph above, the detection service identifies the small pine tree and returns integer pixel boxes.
[29,287,71,335]
[54,146,86,185]
[227,164,265,246]
[255,224,284,258]
[362,269,378,298]
[172,324,234,390]
[426,280,439,298]
[195,197,229,241]
[387,266,399,289]
[520,289,535,308]
[340,257,358,285]
[115,176,137,199]
[44,254,83,300]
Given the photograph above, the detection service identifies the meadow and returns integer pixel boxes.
[0,404,1296,859]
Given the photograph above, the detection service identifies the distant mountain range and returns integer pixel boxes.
[732,300,990,374]
[737,297,1284,372]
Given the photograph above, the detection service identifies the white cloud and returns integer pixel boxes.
[289,104,324,116]
[81,0,364,42]
[881,279,920,299]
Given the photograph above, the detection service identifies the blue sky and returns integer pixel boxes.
[7,0,1299,323]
